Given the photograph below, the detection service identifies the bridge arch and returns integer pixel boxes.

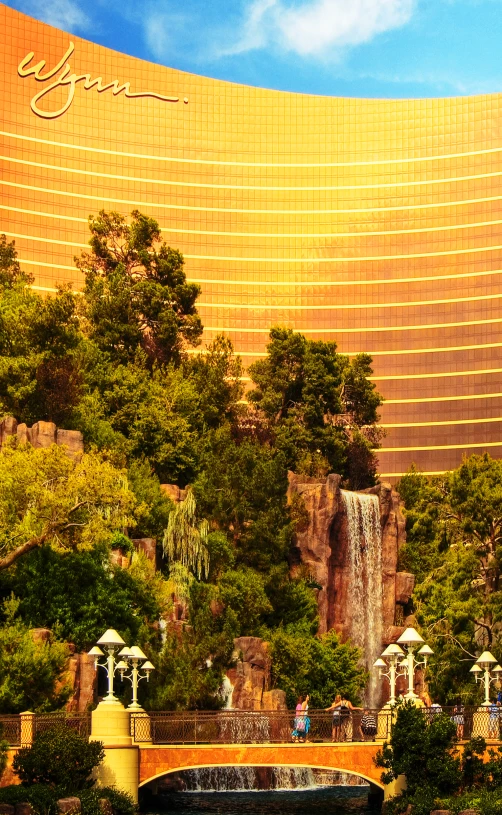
[139,763,384,791]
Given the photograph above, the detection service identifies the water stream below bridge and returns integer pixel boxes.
[144,787,380,815]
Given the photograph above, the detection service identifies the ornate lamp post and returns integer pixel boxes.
[88,628,126,703]
[373,644,405,705]
[117,645,155,710]
[88,630,155,707]
[396,627,434,701]
[471,651,502,706]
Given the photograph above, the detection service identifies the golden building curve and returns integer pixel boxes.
[1,4,502,479]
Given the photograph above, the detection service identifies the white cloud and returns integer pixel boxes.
[224,0,416,57]
[143,7,202,63]
[19,0,91,33]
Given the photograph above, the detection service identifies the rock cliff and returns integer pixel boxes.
[226,636,287,711]
[0,417,83,458]
[287,472,413,645]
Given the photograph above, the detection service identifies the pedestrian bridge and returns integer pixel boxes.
[3,706,500,803]
[133,709,388,790]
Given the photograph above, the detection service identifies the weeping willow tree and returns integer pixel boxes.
[163,488,209,579]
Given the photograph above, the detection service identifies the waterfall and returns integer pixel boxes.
[220,675,234,709]
[182,766,317,791]
[184,767,256,791]
[341,490,383,708]
[270,767,316,789]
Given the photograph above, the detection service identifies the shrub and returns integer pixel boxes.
[79,787,137,815]
[0,785,137,815]
[12,723,104,793]
[0,783,58,815]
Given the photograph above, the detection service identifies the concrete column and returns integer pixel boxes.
[384,773,407,800]
[90,700,139,803]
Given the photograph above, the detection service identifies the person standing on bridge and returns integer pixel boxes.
[292,695,309,742]
[325,695,361,742]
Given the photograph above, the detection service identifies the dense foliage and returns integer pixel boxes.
[13,723,104,791]
[4,723,135,815]
[269,628,366,708]
[397,455,502,702]
[379,705,502,815]
[0,219,383,712]
[0,597,69,713]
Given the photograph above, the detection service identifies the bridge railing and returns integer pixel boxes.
[0,715,21,747]
[132,706,502,745]
[132,708,393,744]
[32,712,92,740]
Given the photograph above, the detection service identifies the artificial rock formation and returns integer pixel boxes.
[227,636,286,711]
[64,651,97,712]
[287,472,412,645]
[0,417,83,458]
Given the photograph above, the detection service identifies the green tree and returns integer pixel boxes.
[340,352,382,426]
[76,209,202,366]
[183,335,244,428]
[0,235,29,288]
[128,458,174,540]
[0,237,82,426]
[0,597,69,713]
[0,545,162,652]
[269,627,365,708]
[0,441,135,571]
[248,327,382,484]
[163,488,210,579]
[13,723,104,792]
[193,425,292,572]
[376,701,461,812]
[146,628,227,711]
[397,455,502,701]
[218,567,272,636]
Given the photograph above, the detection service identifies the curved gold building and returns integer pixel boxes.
[2,4,502,479]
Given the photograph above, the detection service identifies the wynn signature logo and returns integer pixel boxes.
[18,42,188,119]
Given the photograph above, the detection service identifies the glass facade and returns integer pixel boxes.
[1,4,502,479]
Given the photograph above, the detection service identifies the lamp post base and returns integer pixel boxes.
[90,700,139,802]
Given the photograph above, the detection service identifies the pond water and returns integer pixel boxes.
[144,787,380,815]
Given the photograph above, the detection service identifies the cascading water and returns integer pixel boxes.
[183,767,256,791]
[341,490,383,708]
[182,767,317,791]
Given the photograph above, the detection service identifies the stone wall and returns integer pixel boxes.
[287,472,413,645]
[0,417,83,458]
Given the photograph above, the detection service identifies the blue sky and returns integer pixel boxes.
[4,0,502,98]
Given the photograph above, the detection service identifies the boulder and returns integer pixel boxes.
[0,806,15,815]
[0,417,83,458]
[98,801,113,815]
[14,805,34,815]
[109,550,131,569]
[0,416,17,444]
[229,637,273,710]
[29,421,57,448]
[56,428,84,459]
[132,538,158,568]
[64,652,96,712]
[31,628,52,644]
[395,572,415,605]
[57,799,81,814]
[160,484,186,504]
[262,689,287,710]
